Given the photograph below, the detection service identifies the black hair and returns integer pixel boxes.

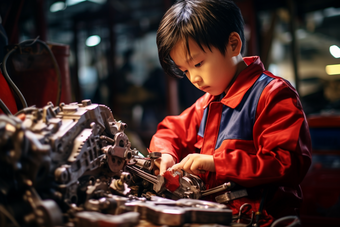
[156,0,245,78]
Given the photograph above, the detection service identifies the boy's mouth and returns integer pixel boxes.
[198,86,209,91]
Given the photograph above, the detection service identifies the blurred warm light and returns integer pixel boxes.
[330,45,340,58]
[86,35,101,47]
[50,2,66,12]
[325,64,340,75]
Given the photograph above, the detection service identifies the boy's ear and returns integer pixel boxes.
[228,32,242,56]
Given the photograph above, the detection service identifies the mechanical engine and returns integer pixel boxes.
[0,100,233,227]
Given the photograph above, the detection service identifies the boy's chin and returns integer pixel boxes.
[207,91,224,96]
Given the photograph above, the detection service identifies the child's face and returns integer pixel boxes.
[170,37,239,96]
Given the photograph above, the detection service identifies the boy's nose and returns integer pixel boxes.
[191,75,202,85]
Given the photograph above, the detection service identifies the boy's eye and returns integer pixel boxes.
[195,61,203,67]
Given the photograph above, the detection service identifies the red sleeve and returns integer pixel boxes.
[149,96,206,163]
[213,79,312,187]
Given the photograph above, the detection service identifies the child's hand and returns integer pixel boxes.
[153,153,176,176]
[170,154,215,175]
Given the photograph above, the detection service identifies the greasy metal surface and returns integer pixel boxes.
[124,197,232,226]
[0,100,233,227]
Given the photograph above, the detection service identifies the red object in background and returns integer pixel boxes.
[51,43,72,105]
[7,42,72,108]
[308,115,340,128]
[300,115,340,227]
[0,70,17,114]
[300,167,340,227]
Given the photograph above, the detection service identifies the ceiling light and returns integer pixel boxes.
[66,0,85,6]
[50,2,66,12]
[325,64,340,75]
[65,0,106,6]
[330,45,340,58]
[86,35,101,47]
[88,0,106,3]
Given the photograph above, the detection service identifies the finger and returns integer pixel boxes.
[160,163,169,176]
[154,169,160,176]
[153,161,160,175]
[154,158,161,168]
[170,162,183,172]
[179,155,189,164]
[182,157,195,175]
[171,154,189,172]
[190,157,204,175]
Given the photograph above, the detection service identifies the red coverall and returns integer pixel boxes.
[149,56,312,226]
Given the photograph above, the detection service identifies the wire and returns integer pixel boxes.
[1,38,62,111]
[0,205,20,227]
[19,38,62,106]
[271,216,300,227]
[255,187,269,226]
[0,98,12,115]
[2,46,28,109]
[14,106,37,116]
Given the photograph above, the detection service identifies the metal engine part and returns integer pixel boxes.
[123,196,232,226]
[0,100,233,227]
[0,100,136,227]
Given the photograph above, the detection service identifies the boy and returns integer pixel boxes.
[149,0,312,226]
